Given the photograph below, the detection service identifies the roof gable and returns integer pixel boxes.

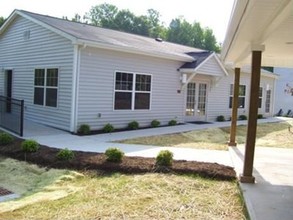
[180,52,229,76]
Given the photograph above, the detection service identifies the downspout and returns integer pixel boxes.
[70,44,80,133]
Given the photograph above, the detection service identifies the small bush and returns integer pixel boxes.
[216,115,225,122]
[168,119,177,126]
[103,123,115,133]
[78,124,90,135]
[21,139,39,153]
[105,148,124,163]
[0,132,14,145]
[151,119,160,128]
[257,114,263,119]
[128,121,139,130]
[156,150,174,166]
[238,115,247,120]
[57,148,75,161]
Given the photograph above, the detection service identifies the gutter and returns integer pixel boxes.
[75,39,195,62]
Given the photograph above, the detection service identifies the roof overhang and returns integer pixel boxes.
[221,0,293,68]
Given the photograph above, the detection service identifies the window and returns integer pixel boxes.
[198,83,207,116]
[186,83,196,116]
[265,90,271,113]
[114,72,151,110]
[259,87,263,108]
[229,84,246,108]
[34,68,58,107]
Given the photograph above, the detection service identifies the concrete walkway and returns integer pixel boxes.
[7,117,293,219]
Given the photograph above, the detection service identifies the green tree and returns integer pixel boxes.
[146,9,166,38]
[203,28,220,52]
[0,16,5,27]
[88,3,118,28]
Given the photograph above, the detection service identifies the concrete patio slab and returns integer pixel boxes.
[229,146,293,220]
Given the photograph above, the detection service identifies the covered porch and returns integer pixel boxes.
[222,0,293,183]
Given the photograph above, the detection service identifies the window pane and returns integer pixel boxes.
[238,97,245,108]
[47,68,58,87]
[115,72,133,90]
[34,87,44,105]
[229,97,233,108]
[230,84,233,96]
[186,83,196,116]
[45,88,57,107]
[115,92,132,109]
[34,69,45,86]
[136,74,151,91]
[239,85,246,96]
[135,93,150,109]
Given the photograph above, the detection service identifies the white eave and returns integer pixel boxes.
[221,0,293,68]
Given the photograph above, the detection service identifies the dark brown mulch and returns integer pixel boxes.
[0,139,236,181]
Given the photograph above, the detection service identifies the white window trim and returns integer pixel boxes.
[33,68,59,108]
[229,84,246,109]
[113,71,152,111]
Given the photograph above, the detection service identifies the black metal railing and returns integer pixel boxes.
[0,96,24,136]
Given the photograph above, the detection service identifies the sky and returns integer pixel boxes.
[0,0,235,43]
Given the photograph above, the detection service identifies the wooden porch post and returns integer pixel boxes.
[240,49,263,183]
[228,67,240,146]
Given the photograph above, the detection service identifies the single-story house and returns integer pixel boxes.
[0,10,277,133]
[274,67,293,115]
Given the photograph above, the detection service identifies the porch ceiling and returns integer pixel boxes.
[221,0,293,68]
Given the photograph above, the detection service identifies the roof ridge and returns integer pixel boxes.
[19,9,205,52]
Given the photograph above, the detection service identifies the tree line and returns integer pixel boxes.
[81,3,220,52]
[0,3,220,52]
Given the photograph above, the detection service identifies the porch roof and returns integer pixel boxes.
[221,0,293,68]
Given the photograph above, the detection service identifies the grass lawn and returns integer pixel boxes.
[0,157,247,220]
[118,122,293,150]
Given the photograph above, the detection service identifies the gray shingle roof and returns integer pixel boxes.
[180,51,212,69]
[20,10,207,61]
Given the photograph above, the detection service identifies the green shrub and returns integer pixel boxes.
[216,115,225,122]
[21,139,39,153]
[168,119,177,126]
[257,114,263,119]
[156,150,174,166]
[57,148,75,161]
[78,124,90,135]
[128,121,139,130]
[151,119,160,128]
[238,115,247,120]
[103,123,115,133]
[0,132,14,145]
[105,148,124,163]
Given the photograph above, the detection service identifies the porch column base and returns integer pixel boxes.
[240,174,255,183]
[228,141,237,147]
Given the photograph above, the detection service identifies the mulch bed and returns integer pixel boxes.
[0,139,236,181]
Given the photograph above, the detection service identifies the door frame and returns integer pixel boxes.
[185,81,209,122]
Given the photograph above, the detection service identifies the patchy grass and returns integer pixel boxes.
[0,158,247,220]
[0,157,83,213]
[221,122,293,147]
[119,122,293,150]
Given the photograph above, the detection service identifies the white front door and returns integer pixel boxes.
[185,82,208,121]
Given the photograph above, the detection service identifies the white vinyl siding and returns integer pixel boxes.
[206,70,275,121]
[0,16,74,130]
[78,47,184,130]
